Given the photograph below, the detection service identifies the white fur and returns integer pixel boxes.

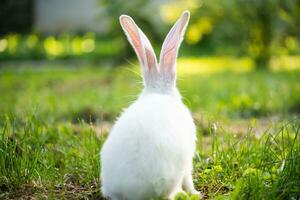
[100,10,200,200]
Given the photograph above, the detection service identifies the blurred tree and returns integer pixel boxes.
[2,0,297,63]
[186,0,300,70]
[277,0,300,55]
[230,0,278,70]
[278,0,300,37]
[97,0,300,68]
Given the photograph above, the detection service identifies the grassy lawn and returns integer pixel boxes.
[0,61,300,199]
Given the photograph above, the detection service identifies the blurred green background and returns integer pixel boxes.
[1,0,300,121]
[1,0,300,70]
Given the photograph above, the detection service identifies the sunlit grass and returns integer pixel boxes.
[1,110,299,199]
[1,62,300,121]
[270,55,300,71]
[177,56,254,75]
[0,63,300,199]
[177,56,300,75]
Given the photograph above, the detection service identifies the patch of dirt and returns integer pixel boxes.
[2,180,105,200]
[71,121,112,137]
[193,112,297,138]
[71,107,114,124]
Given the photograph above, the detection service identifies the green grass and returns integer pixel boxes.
[0,63,300,199]
[0,115,104,199]
[1,63,300,120]
[194,120,300,199]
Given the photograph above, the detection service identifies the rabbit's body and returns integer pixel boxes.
[100,11,200,200]
[101,92,196,199]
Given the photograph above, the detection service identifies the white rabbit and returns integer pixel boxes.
[100,11,200,200]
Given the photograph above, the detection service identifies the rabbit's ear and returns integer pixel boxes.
[159,11,190,85]
[120,15,158,86]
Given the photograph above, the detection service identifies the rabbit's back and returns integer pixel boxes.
[101,93,196,199]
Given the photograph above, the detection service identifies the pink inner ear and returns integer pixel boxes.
[145,48,156,82]
[145,49,154,70]
[160,12,189,74]
[121,17,145,65]
[179,14,189,33]
[160,24,179,72]
[161,46,176,70]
